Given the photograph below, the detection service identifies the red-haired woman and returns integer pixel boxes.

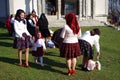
[60,13,81,76]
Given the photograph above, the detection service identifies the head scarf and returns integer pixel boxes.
[65,13,80,34]
[38,13,48,29]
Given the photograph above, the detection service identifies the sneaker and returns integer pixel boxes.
[40,64,44,67]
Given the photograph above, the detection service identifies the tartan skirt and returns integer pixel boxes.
[60,42,81,59]
[32,46,44,57]
[78,39,94,59]
[13,33,30,49]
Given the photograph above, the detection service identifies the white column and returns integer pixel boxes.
[32,0,34,10]
[79,0,82,20]
[42,0,46,13]
[83,0,86,17]
[9,0,14,14]
[85,0,88,19]
[105,0,108,16]
[93,0,96,19]
[37,0,42,16]
[57,0,61,19]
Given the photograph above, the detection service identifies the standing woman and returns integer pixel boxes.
[60,13,81,76]
[14,9,31,67]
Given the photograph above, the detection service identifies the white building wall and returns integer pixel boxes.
[13,0,26,14]
[12,0,38,15]
[95,0,106,16]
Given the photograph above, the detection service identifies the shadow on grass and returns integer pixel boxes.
[0,41,13,47]
[0,56,67,75]
[0,32,13,40]
[45,51,60,57]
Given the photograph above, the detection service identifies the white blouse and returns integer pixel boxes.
[79,31,100,52]
[31,38,46,51]
[14,20,30,38]
[60,24,78,43]
[28,19,36,27]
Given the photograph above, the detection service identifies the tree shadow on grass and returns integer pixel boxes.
[0,56,67,75]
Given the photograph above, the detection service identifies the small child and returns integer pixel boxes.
[31,32,46,67]
[87,59,101,71]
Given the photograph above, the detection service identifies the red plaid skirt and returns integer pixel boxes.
[60,43,81,59]
[32,46,44,57]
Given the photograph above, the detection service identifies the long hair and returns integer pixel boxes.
[15,9,26,24]
[93,28,100,35]
[65,13,80,34]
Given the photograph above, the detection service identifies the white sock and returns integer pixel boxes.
[34,57,38,63]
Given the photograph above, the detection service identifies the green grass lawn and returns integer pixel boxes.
[0,26,120,80]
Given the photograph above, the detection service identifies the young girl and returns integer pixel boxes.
[31,32,46,67]
[14,9,31,67]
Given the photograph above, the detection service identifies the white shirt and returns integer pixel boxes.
[28,19,36,27]
[60,24,78,43]
[10,18,15,24]
[14,20,30,38]
[79,31,100,52]
[31,38,46,51]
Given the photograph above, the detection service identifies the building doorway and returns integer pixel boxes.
[61,0,79,15]
[45,0,56,15]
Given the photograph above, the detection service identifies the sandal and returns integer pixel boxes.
[24,61,30,68]
[71,70,75,75]
[18,63,23,67]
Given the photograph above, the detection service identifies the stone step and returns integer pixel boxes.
[79,19,105,27]
[46,16,105,27]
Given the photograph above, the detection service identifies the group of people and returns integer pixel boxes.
[6,8,101,76]
[53,13,101,75]
[52,13,101,76]
[9,9,53,68]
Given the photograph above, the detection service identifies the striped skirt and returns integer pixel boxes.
[60,43,81,59]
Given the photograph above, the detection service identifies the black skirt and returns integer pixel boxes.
[78,39,94,59]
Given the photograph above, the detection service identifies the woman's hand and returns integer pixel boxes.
[21,36,25,40]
